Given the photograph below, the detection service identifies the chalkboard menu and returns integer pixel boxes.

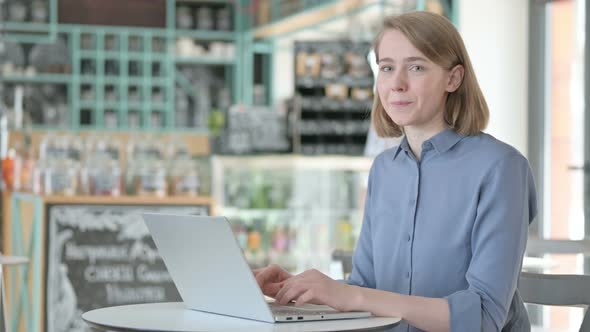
[45,204,209,332]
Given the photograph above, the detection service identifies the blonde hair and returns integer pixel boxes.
[371,11,489,137]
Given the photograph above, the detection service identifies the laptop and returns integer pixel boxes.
[142,213,372,323]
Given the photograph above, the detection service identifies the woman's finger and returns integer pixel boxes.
[274,277,297,303]
[255,267,276,287]
[294,289,315,306]
[277,283,307,305]
[263,282,284,297]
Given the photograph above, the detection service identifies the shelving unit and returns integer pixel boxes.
[0,0,58,43]
[290,40,373,155]
[0,0,244,132]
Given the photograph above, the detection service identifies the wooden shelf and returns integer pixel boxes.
[40,194,214,206]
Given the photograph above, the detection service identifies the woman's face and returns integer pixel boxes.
[376,29,461,132]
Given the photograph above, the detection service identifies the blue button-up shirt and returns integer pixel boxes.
[346,128,537,332]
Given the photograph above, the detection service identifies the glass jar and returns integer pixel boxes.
[39,133,57,161]
[196,6,214,30]
[66,135,83,163]
[176,6,194,29]
[43,160,78,196]
[136,161,167,197]
[88,160,122,196]
[168,159,199,196]
[127,136,162,162]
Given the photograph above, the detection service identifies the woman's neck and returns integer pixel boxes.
[404,122,448,161]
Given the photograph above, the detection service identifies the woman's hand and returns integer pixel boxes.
[253,264,293,298]
[274,269,362,312]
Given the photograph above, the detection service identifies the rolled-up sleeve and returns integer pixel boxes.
[445,153,537,331]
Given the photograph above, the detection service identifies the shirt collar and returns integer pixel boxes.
[429,128,465,154]
[392,128,465,160]
[393,136,411,160]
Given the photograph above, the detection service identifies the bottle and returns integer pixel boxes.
[89,159,122,196]
[176,6,194,29]
[124,161,138,195]
[136,160,167,197]
[335,216,354,251]
[215,7,231,31]
[1,147,16,190]
[169,159,199,196]
[8,0,27,22]
[31,0,48,23]
[250,173,268,209]
[196,6,214,30]
[44,159,78,196]
[271,225,288,255]
[31,160,44,194]
[19,143,35,192]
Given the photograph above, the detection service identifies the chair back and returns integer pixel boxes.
[523,236,590,331]
[332,250,354,278]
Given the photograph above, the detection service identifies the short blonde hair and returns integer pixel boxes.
[371,11,489,137]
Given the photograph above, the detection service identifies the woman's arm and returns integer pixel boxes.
[275,270,450,332]
[355,287,450,332]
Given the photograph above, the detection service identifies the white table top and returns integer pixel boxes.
[82,302,401,332]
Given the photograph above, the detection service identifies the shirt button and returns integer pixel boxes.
[407,234,411,242]
[409,198,416,206]
[406,272,410,278]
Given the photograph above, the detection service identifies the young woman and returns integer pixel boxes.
[255,11,537,332]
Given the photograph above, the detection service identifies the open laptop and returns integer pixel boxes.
[142,213,372,323]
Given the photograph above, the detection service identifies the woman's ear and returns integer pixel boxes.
[446,64,464,93]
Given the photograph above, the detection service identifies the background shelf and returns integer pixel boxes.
[0,0,244,132]
[174,29,236,41]
[0,74,71,84]
[175,56,235,65]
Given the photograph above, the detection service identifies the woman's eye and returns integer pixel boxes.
[409,65,424,72]
[380,66,392,72]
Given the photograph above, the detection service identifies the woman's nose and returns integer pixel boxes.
[390,72,408,92]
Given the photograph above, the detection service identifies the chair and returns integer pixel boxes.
[332,249,353,278]
[522,236,590,331]
[331,249,590,331]
[518,272,590,332]
[331,237,590,329]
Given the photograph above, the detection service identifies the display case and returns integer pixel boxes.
[212,155,371,276]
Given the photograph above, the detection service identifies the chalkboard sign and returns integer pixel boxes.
[46,204,209,332]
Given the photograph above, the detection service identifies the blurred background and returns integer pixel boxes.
[0,0,588,331]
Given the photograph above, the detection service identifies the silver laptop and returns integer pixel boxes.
[142,213,372,323]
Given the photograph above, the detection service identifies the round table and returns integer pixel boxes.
[83,302,401,332]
